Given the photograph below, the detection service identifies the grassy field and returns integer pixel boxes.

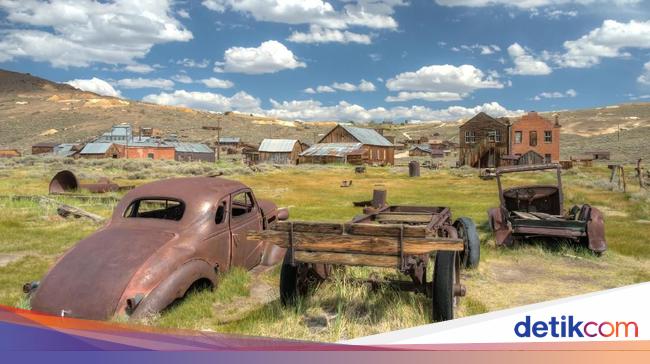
[0,157,649,341]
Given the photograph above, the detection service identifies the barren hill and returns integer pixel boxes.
[0,69,648,162]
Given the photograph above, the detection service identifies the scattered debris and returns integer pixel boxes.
[354,166,366,174]
[49,170,133,194]
[56,204,104,223]
[636,159,648,189]
[608,164,627,192]
[340,180,353,187]
[479,168,496,180]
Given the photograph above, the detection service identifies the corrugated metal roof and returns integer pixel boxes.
[300,143,363,157]
[340,125,393,147]
[168,142,214,154]
[258,139,298,153]
[219,137,241,143]
[80,143,113,154]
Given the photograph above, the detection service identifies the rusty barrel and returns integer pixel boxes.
[371,185,387,209]
[408,161,420,177]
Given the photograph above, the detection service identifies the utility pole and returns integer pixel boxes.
[216,117,221,162]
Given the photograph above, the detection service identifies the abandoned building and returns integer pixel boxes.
[409,144,444,158]
[32,142,59,155]
[0,148,21,158]
[124,137,176,160]
[168,142,215,162]
[53,143,82,158]
[79,143,122,159]
[299,143,365,164]
[458,112,510,168]
[257,139,303,164]
[510,112,561,164]
[585,151,611,160]
[304,124,395,165]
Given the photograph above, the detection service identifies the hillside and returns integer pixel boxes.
[0,68,648,162]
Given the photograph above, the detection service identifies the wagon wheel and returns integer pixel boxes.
[431,251,462,322]
[279,250,331,306]
[454,217,481,269]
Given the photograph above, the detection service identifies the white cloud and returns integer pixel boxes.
[434,0,640,9]
[548,20,650,68]
[305,80,376,93]
[65,77,121,97]
[638,62,650,85]
[265,99,522,122]
[123,64,155,74]
[115,78,174,89]
[530,8,578,19]
[216,40,305,74]
[143,90,261,112]
[0,0,192,68]
[201,77,235,89]
[369,53,382,61]
[453,44,501,55]
[177,9,190,18]
[171,74,193,84]
[385,64,504,95]
[532,89,577,100]
[175,58,210,68]
[505,43,552,75]
[385,91,464,102]
[287,25,372,44]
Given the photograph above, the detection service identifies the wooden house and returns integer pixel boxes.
[79,143,122,159]
[258,139,303,164]
[0,148,21,158]
[458,112,510,168]
[313,124,394,165]
[299,143,365,164]
[32,142,59,155]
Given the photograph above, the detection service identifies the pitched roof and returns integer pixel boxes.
[168,142,214,153]
[339,125,393,146]
[459,112,509,128]
[219,137,241,144]
[300,143,364,157]
[80,143,114,154]
[258,139,298,153]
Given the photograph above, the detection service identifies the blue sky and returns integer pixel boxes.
[1,0,650,122]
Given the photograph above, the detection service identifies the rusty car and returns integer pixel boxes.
[487,164,606,254]
[24,177,288,320]
[250,188,480,322]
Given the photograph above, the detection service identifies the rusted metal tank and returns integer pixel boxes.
[49,170,124,194]
[408,161,420,177]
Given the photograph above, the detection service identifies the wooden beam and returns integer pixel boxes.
[248,230,464,255]
[295,251,399,268]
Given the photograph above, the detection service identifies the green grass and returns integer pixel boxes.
[0,160,648,341]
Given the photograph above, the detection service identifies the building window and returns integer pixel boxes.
[514,131,522,144]
[529,131,537,147]
[487,130,501,142]
[147,153,154,159]
[464,130,476,143]
[544,130,552,143]
[545,154,552,163]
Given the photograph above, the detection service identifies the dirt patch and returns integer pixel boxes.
[0,253,25,267]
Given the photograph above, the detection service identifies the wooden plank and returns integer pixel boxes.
[272,221,344,234]
[248,230,464,255]
[344,223,428,237]
[374,214,433,223]
[513,211,540,220]
[295,251,399,268]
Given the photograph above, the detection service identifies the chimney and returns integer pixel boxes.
[553,113,561,127]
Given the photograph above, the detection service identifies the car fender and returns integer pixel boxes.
[586,207,607,253]
[488,207,513,246]
[129,259,217,320]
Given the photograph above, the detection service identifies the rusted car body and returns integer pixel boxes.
[488,164,606,253]
[27,177,287,320]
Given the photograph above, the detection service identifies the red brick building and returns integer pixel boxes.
[510,112,561,164]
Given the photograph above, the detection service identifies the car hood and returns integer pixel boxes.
[31,225,176,320]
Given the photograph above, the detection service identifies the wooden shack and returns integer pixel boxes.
[314,124,394,165]
[458,112,510,168]
[258,139,303,164]
[570,155,594,167]
[79,143,122,159]
[299,143,365,164]
[0,148,21,158]
[585,151,611,160]
[32,142,59,155]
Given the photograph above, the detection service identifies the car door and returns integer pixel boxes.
[229,189,264,270]
[203,199,232,272]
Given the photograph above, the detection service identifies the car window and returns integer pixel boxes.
[215,201,227,224]
[124,199,184,221]
[231,191,254,218]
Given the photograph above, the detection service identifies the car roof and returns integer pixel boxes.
[123,177,248,204]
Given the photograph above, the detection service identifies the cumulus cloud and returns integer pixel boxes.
[264,99,522,122]
[143,90,261,112]
[547,20,650,68]
[201,77,235,89]
[434,0,640,9]
[385,64,503,99]
[532,89,577,100]
[65,77,121,97]
[288,25,372,44]
[304,80,376,93]
[215,40,306,74]
[505,43,552,75]
[452,44,501,55]
[385,91,464,102]
[638,62,650,85]
[202,0,406,44]
[171,74,193,84]
[115,78,174,90]
[123,64,155,74]
[175,58,210,68]
[0,0,192,68]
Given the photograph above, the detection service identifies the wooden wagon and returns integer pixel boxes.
[250,205,480,322]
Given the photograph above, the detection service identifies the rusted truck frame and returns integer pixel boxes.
[488,164,606,254]
[250,199,480,322]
